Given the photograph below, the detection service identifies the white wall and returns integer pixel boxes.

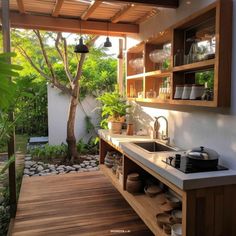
[47,85,100,145]
[129,0,236,170]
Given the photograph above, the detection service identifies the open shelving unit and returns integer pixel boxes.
[99,138,183,236]
[126,0,232,107]
[100,164,170,236]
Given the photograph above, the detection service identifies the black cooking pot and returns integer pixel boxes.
[186,146,219,169]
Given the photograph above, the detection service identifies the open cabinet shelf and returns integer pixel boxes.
[126,0,232,108]
[172,59,215,72]
[100,164,171,236]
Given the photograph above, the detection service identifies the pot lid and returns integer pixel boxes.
[187,146,219,160]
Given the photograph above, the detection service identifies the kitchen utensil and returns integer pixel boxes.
[144,185,162,197]
[146,89,157,98]
[160,202,175,212]
[156,213,174,228]
[126,123,134,135]
[190,84,205,100]
[174,49,183,66]
[163,223,172,234]
[126,173,143,194]
[137,91,143,98]
[174,85,184,99]
[181,84,192,100]
[171,210,182,223]
[171,224,182,236]
[165,193,181,208]
[186,146,219,169]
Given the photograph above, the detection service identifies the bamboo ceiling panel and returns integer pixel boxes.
[59,0,89,17]
[4,0,159,24]
[9,0,18,11]
[21,0,55,14]
[89,2,124,20]
[119,5,155,22]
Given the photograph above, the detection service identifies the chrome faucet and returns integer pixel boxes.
[153,116,170,145]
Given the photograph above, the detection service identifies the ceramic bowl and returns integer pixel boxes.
[144,185,162,197]
[156,212,174,228]
[165,193,181,208]
[171,224,182,236]
[171,210,182,223]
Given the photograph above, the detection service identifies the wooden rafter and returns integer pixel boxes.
[111,3,135,23]
[1,12,139,36]
[136,8,160,24]
[81,0,102,20]
[102,0,179,8]
[52,0,64,17]
[16,0,25,14]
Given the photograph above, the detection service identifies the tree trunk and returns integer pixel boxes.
[66,94,78,163]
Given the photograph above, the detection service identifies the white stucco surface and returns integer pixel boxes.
[47,85,100,145]
[128,0,236,170]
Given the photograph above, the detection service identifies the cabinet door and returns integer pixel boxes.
[186,185,236,236]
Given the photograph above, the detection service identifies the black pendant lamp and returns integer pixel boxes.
[74,37,89,53]
[74,21,89,53]
[104,22,112,48]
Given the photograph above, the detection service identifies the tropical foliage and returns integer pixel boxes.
[97,89,131,128]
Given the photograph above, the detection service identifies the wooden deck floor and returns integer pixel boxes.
[12,171,153,236]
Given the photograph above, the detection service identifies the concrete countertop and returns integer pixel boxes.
[99,130,236,190]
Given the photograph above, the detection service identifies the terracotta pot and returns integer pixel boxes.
[108,121,122,134]
[126,173,143,194]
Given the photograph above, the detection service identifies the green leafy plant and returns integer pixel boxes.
[76,137,99,155]
[97,88,131,128]
[0,163,23,236]
[196,70,214,89]
[0,52,22,109]
[29,144,68,162]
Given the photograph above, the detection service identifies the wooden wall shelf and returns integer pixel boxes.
[127,74,144,80]
[145,70,172,78]
[172,59,215,72]
[125,0,232,108]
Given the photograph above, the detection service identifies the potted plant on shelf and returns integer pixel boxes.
[97,89,131,134]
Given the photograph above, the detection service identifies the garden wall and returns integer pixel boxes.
[47,85,100,145]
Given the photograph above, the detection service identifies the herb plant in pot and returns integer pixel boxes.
[97,90,131,134]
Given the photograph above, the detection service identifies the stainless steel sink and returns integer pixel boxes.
[132,141,176,152]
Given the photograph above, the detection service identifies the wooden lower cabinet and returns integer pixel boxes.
[99,138,236,236]
[185,185,236,236]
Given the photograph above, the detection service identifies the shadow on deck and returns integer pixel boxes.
[11,171,153,236]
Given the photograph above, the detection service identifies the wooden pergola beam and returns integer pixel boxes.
[16,0,25,14]
[81,0,102,21]
[2,12,139,36]
[52,0,64,17]
[102,0,179,8]
[111,3,135,23]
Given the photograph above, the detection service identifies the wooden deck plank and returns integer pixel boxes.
[12,171,153,236]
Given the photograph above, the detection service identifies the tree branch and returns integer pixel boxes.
[17,45,72,96]
[55,33,73,84]
[33,30,56,83]
[17,45,52,81]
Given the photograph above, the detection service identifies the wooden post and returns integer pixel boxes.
[117,38,124,95]
[1,0,17,217]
